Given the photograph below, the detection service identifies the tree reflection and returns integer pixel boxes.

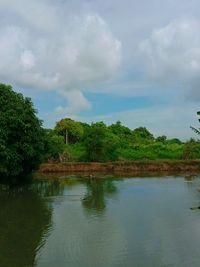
[184,175,197,182]
[0,182,57,267]
[82,178,117,215]
[32,179,65,197]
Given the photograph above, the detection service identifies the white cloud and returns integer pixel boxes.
[0,0,60,32]
[0,0,121,114]
[20,50,36,70]
[56,90,91,116]
[140,19,200,99]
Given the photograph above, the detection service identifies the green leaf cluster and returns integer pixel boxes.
[0,84,45,182]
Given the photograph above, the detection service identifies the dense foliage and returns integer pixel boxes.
[43,129,65,160]
[54,118,84,144]
[52,117,200,162]
[84,122,120,162]
[0,84,65,182]
[0,84,47,181]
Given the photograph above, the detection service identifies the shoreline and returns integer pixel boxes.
[38,160,200,175]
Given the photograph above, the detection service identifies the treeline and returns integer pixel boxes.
[1,83,200,183]
[47,118,200,162]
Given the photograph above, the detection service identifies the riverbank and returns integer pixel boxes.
[38,160,200,175]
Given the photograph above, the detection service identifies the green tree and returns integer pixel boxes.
[182,139,200,159]
[156,135,167,143]
[0,84,45,182]
[108,121,132,149]
[84,122,119,162]
[84,122,107,162]
[44,129,65,160]
[109,121,131,136]
[131,127,154,143]
[54,118,84,144]
[167,138,182,145]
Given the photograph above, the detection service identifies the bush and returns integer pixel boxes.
[182,140,200,159]
[44,130,65,160]
[65,143,87,162]
[84,122,120,162]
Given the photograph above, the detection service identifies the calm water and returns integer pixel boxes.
[1,175,200,267]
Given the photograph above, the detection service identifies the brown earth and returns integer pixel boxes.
[38,160,200,176]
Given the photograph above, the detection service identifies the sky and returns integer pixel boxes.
[1,0,200,139]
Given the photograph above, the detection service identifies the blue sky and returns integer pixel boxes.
[1,0,200,139]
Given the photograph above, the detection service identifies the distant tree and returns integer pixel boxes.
[80,122,91,132]
[84,122,106,162]
[167,138,182,145]
[44,129,65,160]
[84,122,119,162]
[54,118,84,144]
[109,121,131,136]
[156,135,167,143]
[103,131,120,161]
[182,139,200,159]
[0,84,46,182]
[131,127,154,143]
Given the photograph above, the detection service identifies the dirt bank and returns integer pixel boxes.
[38,160,200,175]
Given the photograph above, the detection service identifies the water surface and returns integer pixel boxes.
[1,175,200,267]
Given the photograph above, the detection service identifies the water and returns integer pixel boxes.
[1,175,200,267]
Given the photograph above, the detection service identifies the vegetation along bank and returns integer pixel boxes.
[1,83,200,183]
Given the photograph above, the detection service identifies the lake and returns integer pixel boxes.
[1,174,200,267]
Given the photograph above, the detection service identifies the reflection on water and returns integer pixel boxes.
[0,183,52,267]
[1,175,200,266]
[82,178,117,214]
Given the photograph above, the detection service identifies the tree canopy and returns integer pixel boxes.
[54,118,84,144]
[0,84,46,182]
[53,118,193,162]
[83,122,120,162]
